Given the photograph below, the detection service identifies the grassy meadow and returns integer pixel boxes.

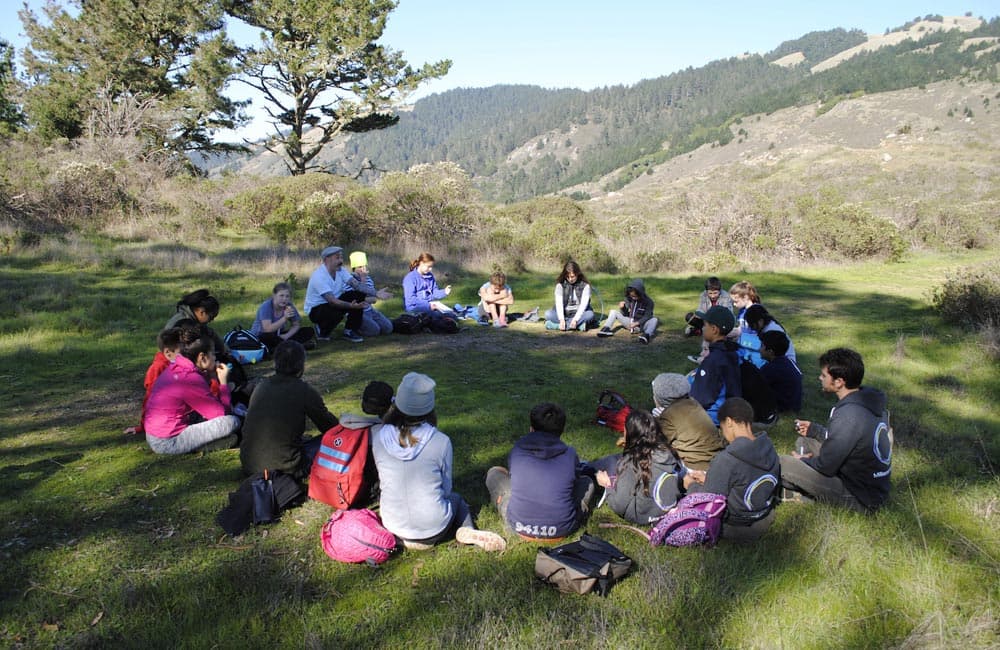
[0,237,998,649]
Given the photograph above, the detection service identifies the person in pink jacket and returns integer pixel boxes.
[143,328,241,454]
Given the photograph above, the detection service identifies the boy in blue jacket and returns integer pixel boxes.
[485,403,595,540]
[690,305,742,425]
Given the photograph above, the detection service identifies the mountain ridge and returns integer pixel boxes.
[204,14,1000,204]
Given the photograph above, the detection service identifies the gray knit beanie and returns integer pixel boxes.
[394,372,436,417]
[652,372,690,407]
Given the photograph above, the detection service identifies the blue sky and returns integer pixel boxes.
[3,1,998,141]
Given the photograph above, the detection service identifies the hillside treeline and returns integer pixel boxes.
[329,20,1000,201]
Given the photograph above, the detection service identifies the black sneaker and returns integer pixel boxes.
[638,334,649,344]
[343,329,363,343]
[597,327,614,338]
[314,324,331,341]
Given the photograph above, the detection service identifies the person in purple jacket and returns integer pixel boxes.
[485,403,596,541]
[402,252,454,320]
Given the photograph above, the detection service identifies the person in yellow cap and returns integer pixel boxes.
[343,250,394,336]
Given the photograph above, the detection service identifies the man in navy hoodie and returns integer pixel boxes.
[486,403,595,540]
[686,397,780,542]
[780,348,891,513]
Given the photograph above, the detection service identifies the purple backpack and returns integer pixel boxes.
[649,492,727,547]
[321,509,398,566]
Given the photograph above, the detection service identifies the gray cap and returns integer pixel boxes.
[395,372,436,417]
[320,245,343,259]
[652,372,690,406]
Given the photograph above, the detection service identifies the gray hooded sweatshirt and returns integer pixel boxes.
[372,423,454,540]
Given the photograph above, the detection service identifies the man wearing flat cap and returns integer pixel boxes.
[303,246,368,343]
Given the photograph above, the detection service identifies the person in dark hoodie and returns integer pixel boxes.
[596,278,658,344]
[589,409,685,525]
[779,348,891,513]
[690,305,742,426]
[240,340,338,478]
[686,397,780,542]
[486,403,595,540]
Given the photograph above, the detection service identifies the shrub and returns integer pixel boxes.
[227,174,357,229]
[795,203,907,261]
[374,162,478,244]
[488,196,614,272]
[930,267,1000,329]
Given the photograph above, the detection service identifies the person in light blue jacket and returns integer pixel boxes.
[372,372,505,551]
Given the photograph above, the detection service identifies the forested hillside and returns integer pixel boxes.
[208,15,1000,202]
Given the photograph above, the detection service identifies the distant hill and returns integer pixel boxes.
[203,14,1000,203]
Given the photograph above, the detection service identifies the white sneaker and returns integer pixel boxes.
[455,526,506,552]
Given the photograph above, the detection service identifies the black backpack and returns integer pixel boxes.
[427,315,460,334]
[534,534,632,596]
[224,326,267,364]
[392,312,431,335]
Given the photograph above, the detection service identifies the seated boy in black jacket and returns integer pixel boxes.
[686,397,780,543]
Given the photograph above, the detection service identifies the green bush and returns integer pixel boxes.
[491,196,614,272]
[226,174,358,230]
[930,267,1000,328]
[910,205,998,251]
[795,203,907,261]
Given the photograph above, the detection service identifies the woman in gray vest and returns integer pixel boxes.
[544,261,595,331]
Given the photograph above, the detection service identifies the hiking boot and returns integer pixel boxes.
[455,526,506,552]
[342,329,363,343]
[597,327,614,338]
[314,324,331,341]
[638,334,649,344]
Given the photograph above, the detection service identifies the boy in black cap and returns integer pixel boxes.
[690,305,742,426]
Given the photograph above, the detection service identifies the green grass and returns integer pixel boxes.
[1,239,998,649]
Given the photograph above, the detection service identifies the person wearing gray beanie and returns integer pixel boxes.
[651,373,725,471]
[651,373,691,409]
[372,373,506,552]
[394,372,436,417]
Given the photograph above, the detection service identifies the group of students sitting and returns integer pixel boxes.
[128,259,892,551]
[682,277,803,428]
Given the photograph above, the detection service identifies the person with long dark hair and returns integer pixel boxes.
[544,260,595,331]
[590,409,685,525]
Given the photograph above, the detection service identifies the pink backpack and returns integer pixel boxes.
[649,492,727,547]
[321,509,398,566]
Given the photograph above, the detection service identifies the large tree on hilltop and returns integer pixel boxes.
[225,0,450,175]
[19,0,245,154]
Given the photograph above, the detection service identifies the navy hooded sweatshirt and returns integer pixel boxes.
[506,430,582,538]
